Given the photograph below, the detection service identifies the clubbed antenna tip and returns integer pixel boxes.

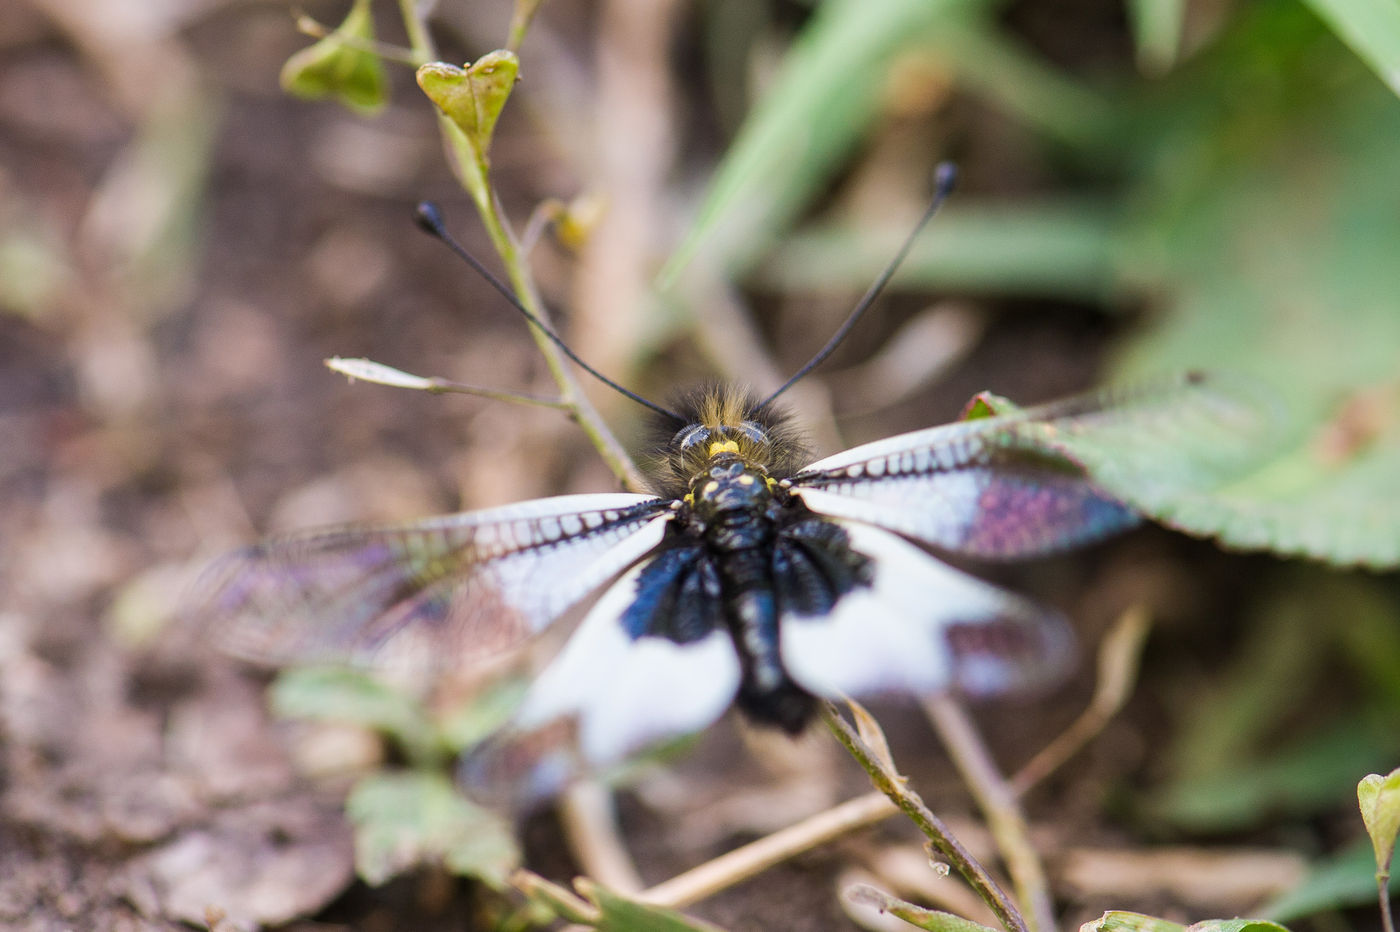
[934,161,957,195]
[415,201,447,237]
[759,160,962,407]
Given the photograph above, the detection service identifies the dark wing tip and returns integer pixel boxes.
[943,607,1077,698]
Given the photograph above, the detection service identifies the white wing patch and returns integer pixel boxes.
[779,522,1075,700]
[514,560,742,764]
[793,476,990,552]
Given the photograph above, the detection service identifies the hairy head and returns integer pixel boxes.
[646,383,808,499]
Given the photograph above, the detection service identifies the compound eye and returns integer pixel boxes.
[737,420,769,445]
[676,424,711,452]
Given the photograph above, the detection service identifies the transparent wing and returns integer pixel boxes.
[193,493,672,670]
[787,383,1191,558]
[779,521,1076,700]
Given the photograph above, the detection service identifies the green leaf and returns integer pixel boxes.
[958,390,1019,421]
[1081,911,1185,932]
[844,884,998,932]
[1262,838,1400,920]
[416,51,519,165]
[1358,768,1400,871]
[345,771,519,886]
[1083,917,1291,932]
[279,0,387,114]
[1109,71,1400,568]
[580,879,729,932]
[1299,0,1400,98]
[436,675,530,754]
[1186,921,1292,932]
[269,667,443,767]
[416,52,519,209]
[1002,372,1291,551]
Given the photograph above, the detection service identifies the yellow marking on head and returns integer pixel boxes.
[737,474,756,486]
[708,439,740,456]
[703,480,720,495]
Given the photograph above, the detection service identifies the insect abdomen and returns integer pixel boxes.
[713,529,815,733]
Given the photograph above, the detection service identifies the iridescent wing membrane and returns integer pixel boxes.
[195,494,670,671]
[791,392,1144,560]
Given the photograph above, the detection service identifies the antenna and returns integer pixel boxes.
[414,202,682,421]
[759,162,959,407]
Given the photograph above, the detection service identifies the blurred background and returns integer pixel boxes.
[1,0,1398,928]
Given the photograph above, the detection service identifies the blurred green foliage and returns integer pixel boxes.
[346,770,519,886]
[687,2,1400,568]
[661,1,1400,919]
[1262,839,1400,920]
[1083,915,1292,932]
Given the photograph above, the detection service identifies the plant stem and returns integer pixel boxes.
[923,695,1055,932]
[473,189,648,490]
[292,14,422,65]
[820,702,1029,932]
[1380,867,1395,932]
[560,781,645,894]
[396,0,436,63]
[506,0,545,53]
[398,2,647,491]
[1011,606,1150,796]
[640,791,898,908]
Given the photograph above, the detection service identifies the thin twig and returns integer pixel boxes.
[292,13,422,65]
[506,0,545,53]
[417,380,569,407]
[396,0,437,63]
[1010,606,1151,796]
[511,869,599,923]
[641,791,898,908]
[475,198,648,490]
[923,695,1054,932]
[820,701,1029,932]
[559,781,645,894]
